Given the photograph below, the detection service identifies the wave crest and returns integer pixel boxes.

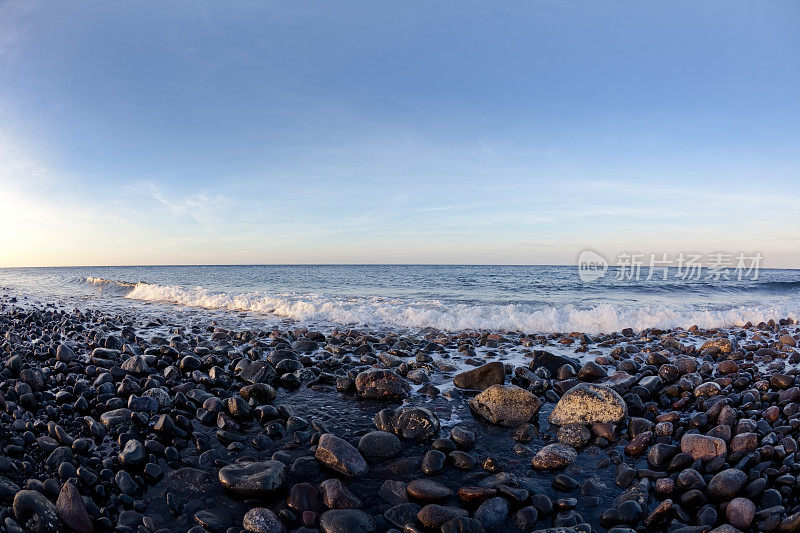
[122,281,800,334]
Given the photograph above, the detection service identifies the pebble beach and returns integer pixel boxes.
[1,291,799,533]
[2,0,798,531]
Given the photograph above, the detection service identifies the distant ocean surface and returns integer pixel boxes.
[1,265,798,334]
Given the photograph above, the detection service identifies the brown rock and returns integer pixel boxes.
[694,382,722,397]
[417,505,468,528]
[717,360,739,374]
[779,334,797,347]
[407,479,452,501]
[730,433,758,455]
[681,433,727,462]
[625,431,653,456]
[56,483,93,533]
[355,369,410,400]
[701,337,733,354]
[468,385,542,427]
[453,362,505,391]
[319,479,362,509]
[726,497,755,530]
[457,486,497,503]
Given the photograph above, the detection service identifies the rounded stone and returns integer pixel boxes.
[218,461,288,497]
[422,450,447,475]
[14,490,62,533]
[354,369,410,400]
[708,469,747,501]
[319,509,376,533]
[556,424,591,448]
[449,426,476,449]
[474,496,509,526]
[357,431,402,460]
[390,407,440,441]
[319,479,362,509]
[56,482,93,533]
[468,384,542,427]
[243,507,285,533]
[407,479,453,501]
[315,434,368,476]
[726,497,755,529]
[531,443,578,470]
[453,362,505,391]
[680,433,727,462]
[417,504,468,528]
[549,383,627,426]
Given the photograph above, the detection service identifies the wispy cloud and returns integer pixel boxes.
[129,181,229,224]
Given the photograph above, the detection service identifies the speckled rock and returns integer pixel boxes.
[390,407,440,441]
[531,443,578,470]
[14,490,62,533]
[549,383,627,426]
[243,507,284,533]
[319,509,376,533]
[468,385,542,427]
[355,369,410,400]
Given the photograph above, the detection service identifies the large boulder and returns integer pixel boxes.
[468,385,542,427]
[453,362,505,391]
[355,369,410,400]
[548,383,627,426]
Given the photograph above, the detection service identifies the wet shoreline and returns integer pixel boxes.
[1,293,799,532]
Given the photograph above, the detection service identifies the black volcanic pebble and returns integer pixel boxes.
[1,303,800,533]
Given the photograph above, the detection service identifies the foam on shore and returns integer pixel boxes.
[119,280,800,334]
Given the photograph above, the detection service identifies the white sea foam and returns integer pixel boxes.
[84,276,138,295]
[122,281,800,334]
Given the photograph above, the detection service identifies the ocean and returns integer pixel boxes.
[1,265,798,334]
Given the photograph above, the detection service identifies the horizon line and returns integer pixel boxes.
[1,263,798,271]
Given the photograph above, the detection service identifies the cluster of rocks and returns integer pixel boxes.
[0,300,798,533]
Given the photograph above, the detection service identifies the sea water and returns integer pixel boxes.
[0,265,798,334]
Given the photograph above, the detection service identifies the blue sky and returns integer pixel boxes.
[1,1,798,267]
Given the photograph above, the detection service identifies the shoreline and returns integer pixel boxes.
[0,295,799,533]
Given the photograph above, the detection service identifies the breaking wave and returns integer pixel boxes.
[83,276,140,295]
[113,280,800,334]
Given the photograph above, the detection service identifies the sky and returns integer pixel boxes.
[0,1,799,267]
